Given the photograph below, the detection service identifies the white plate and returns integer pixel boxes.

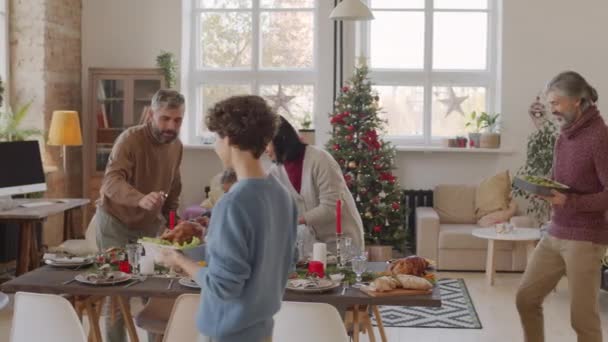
[286,278,341,293]
[75,271,132,286]
[45,259,93,268]
[179,277,200,289]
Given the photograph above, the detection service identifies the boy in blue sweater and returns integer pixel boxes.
[160,95,297,342]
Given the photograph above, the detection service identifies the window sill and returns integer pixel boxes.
[394,146,514,154]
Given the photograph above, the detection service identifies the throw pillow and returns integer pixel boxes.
[475,170,511,219]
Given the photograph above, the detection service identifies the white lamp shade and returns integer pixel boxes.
[330,0,374,21]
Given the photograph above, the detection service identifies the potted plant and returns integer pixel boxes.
[513,120,558,226]
[298,112,315,145]
[464,111,483,148]
[0,102,42,142]
[479,112,501,148]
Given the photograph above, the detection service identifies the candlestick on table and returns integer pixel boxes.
[169,211,176,230]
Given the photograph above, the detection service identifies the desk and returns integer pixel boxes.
[0,198,90,275]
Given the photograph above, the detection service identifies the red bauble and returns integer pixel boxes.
[346,134,353,142]
[372,196,380,204]
[373,225,382,233]
[392,202,400,210]
[344,174,352,182]
[342,86,350,93]
[333,144,340,151]
[374,163,382,170]
[347,125,355,132]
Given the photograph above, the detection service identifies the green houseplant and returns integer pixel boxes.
[464,111,484,147]
[156,51,178,88]
[479,112,501,148]
[0,102,42,142]
[513,120,558,225]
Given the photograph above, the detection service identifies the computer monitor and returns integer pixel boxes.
[0,140,47,197]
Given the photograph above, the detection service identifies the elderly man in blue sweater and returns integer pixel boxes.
[160,95,297,342]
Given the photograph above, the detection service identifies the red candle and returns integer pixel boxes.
[336,199,342,234]
[308,261,325,278]
[169,211,176,230]
[119,260,131,274]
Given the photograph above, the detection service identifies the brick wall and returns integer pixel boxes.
[9,0,83,246]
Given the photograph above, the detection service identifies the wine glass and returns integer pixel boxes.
[351,252,367,288]
[339,237,353,266]
[125,244,142,275]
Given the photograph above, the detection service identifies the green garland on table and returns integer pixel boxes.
[295,266,378,285]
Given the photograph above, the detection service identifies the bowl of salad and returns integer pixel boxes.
[513,175,571,197]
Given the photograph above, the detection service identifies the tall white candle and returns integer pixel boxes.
[139,255,155,275]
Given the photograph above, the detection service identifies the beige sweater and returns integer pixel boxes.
[269,145,364,252]
[97,123,182,230]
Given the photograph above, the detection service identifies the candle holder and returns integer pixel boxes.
[336,232,346,269]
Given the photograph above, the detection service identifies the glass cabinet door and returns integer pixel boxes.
[96,79,125,172]
[133,79,162,124]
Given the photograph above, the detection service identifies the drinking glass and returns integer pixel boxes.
[351,252,367,288]
[339,237,353,266]
[125,244,143,275]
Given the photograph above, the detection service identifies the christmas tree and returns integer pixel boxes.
[326,62,407,250]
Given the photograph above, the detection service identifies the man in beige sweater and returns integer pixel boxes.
[93,89,184,342]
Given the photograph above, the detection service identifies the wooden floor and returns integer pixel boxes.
[1,271,607,342]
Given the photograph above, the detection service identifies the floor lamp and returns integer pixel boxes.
[330,0,374,111]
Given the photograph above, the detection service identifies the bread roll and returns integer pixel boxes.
[395,274,433,290]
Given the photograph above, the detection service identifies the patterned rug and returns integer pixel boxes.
[372,278,482,329]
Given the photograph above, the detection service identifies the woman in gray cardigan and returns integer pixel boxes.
[266,116,364,254]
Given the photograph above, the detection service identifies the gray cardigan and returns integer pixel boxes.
[269,145,365,252]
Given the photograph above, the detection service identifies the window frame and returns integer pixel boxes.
[182,0,322,145]
[357,0,499,146]
[0,0,8,107]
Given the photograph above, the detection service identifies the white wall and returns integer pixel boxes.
[82,0,608,210]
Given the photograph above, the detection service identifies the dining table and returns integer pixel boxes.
[1,262,442,342]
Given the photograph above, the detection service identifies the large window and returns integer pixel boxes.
[183,0,319,144]
[359,0,498,145]
[0,0,8,104]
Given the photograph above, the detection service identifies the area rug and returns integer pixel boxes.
[372,278,482,329]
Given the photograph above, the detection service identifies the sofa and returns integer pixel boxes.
[416,184,535,271]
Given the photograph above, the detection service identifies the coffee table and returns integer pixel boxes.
[472,227,541,286]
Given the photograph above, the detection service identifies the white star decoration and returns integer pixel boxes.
[265,84,295,116]
[438,87,469,118]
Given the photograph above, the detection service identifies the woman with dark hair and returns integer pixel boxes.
[266,116,364,253]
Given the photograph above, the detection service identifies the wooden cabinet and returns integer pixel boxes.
[84,68,166,220]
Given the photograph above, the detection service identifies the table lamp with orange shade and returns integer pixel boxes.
[47,110,83,179]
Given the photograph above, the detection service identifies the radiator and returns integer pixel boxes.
[402,190,434,253]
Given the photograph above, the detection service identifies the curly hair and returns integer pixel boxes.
[205,95,279,158]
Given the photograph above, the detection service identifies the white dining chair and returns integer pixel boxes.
[162,294,201,342]
[10,292,87,342]
[0,292,9,311]
[273,301,349,342]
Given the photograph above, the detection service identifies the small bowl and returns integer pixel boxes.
[329,273,345,282]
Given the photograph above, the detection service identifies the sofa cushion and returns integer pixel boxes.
[475,171,511,219]
[434,185,477,224]
[439,224,515,251]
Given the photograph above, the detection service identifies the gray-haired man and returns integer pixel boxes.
[94,89,185,342]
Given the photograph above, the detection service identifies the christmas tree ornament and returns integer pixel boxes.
[356,194,361,202]
[438,86,469,118]
[348,161,357,169]
[365,211,372,218]
[392,202,400,210]
[373,225,382,233]
[265,84,295,116]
